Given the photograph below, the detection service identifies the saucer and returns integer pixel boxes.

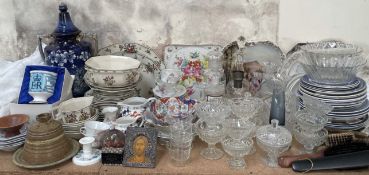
[72,149,102,166]
[153,85,186,98]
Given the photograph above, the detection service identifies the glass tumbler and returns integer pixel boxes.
[167,140,192,167]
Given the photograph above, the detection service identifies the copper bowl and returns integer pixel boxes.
[0,114,29,138]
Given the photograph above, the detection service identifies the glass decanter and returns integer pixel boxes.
[256,119,292,167]
[226,70,248,99]
[196,120,225,160]
[203,51,226,97]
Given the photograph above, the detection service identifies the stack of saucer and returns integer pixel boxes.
[62,109,99,139]
[0,128,27,152]
[298,75,368,131]
[83,55,141,110]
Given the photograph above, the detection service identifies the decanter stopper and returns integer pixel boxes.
[52,3,81,37]
[233,70,244,88]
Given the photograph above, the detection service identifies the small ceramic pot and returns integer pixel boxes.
[54,97,94,123]
[80,121,110,137]
[28,70,57,103]
[0,114,29,138]
[117,97,153,119]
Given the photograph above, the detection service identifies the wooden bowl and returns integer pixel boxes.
[0,114,29,138]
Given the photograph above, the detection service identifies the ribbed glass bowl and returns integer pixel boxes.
[299,41,366,83]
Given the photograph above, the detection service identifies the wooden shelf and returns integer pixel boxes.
[0,138,368,175]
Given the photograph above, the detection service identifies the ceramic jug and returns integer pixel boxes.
[39,3,96,97]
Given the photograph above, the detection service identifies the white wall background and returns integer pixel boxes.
[1,0,369,59]
[278,0,369,52]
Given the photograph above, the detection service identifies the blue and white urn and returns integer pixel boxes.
[41,3,92,97]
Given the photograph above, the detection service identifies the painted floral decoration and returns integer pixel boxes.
[174,51,208,89]
[103,75,116,86]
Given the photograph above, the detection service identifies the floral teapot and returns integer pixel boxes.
[149,84,196,123]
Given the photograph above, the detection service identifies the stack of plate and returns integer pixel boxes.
[0,128,27,152]
[83,55,142,110]
[298,75,369,131]
[86,79,138,110]
[62,109,99,139]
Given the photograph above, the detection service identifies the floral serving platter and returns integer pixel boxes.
[98,43,164,98]
[164,45,223,96]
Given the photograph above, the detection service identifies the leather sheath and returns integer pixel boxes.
[292,150,369,172]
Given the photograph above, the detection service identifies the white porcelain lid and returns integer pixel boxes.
[85,55,141,71]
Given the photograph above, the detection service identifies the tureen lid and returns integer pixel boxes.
[256,119,292,147]
[52,3,81,37]
[27,113,64,141]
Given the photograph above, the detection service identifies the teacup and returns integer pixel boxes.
[54,97,94,123]
[28,70,57,103]
[80,121,110,137]
[156,69,183,95]
[160,69,183,84]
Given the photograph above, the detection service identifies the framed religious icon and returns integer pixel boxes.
[123,127,158,168]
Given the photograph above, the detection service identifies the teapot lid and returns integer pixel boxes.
[52,3,81,37]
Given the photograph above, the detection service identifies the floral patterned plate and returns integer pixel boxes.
[164,45,223,97]
[98,43,164,98]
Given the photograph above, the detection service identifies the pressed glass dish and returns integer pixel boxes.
[299,41,366,83]
[196,120,225,160]
[256,119,292,167]
[293,124,328,153]
[295,110,328,133]
[229,94,265,121]
[224,114,255,140]
[221,137,253,170]
[195,98,231,126]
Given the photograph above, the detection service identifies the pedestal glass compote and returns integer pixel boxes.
[196,120,225,160]
[256,119,292,167]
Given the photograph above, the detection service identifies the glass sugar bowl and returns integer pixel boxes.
[256,119,292,167]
